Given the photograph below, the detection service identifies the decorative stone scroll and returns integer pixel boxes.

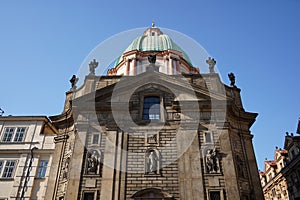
[62,145,73,179]
[62,157,70,179]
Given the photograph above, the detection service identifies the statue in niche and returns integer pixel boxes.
[149,151,157,172]
[148,54,156,64]
[206,148,220,173]
[86,150,101,174]
[145,150,160,174]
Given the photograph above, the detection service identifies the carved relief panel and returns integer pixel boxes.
[145,132,160,146]
[85,149,103,176]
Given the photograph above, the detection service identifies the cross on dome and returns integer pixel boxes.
[152,21,155,28]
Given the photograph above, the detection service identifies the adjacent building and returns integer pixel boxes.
[0,116,57,199]
[45,25,263,200]
[260,120,300,200]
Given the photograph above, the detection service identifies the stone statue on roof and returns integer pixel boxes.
[89,59,99,75]
[69,75,78,89]
[206,57,216,73]
[228,72,236,87]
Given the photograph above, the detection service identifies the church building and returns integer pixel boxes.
[45,25,263,200]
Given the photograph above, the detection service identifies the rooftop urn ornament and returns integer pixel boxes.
[69,75,79,89]
[89,59,99,75]
[228,72,236,87]
[206,57,216,73]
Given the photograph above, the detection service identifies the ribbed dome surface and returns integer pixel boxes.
[125,34,181,52]
[115,28,193,67]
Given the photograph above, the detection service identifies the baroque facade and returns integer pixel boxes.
[41,25,263,200]
[260,119,300,200]
[0,116,57,199]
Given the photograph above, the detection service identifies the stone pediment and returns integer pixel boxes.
[72,70,227,108]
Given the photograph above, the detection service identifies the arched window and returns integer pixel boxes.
[143,97,160,120]
[131,188,174,200]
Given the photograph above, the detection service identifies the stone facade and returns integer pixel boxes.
[45,26,263,200]
[260,126,300,200]
[0,116,57,199]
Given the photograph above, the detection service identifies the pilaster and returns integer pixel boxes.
[65,123,88,199]
[243,133,264,199]
[219,128,240,200]
[177,128,205,200]
[45,136,66,200]
[100,130,118,200]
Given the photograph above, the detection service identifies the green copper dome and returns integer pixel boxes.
[114,27,193,67]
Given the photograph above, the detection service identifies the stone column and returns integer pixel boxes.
[175,59,180,74]
[125,59,130,76]
[168,57,173,75]
[164,57,168,74]
[130,58,136,76]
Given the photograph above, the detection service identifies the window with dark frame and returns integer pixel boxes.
[13,127,26,142]
[209,191,221,200]
[1,127,26,142]
[2,128,14,142]
[0,161,3,175]
[143,97,160,120]
[37,160,48,178]
[83,192,95,200]
[92,134,99,145]
[205,132,212,143]
[2,160,16,178]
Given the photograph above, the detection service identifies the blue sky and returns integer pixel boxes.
[0,1,299,169]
